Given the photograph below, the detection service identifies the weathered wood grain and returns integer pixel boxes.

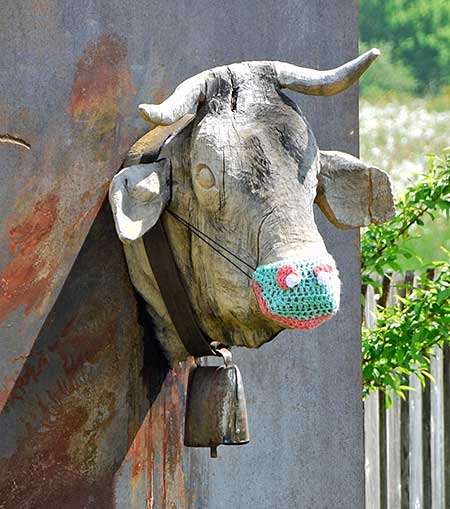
[364,272,449,509]
[110,57,394,364]
[317,151,394,228]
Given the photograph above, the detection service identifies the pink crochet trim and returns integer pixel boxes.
[313,263,334,276]
[252,280,334,330]
[276,264,298,289]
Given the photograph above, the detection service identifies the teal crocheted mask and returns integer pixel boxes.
[252,257,340,330]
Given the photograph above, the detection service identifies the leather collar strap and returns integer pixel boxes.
[143,217,216,358]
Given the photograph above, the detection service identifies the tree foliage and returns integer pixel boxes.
[361,151,450,400]
[360,0,450,92]
[359,42,417,98]
[363,267,450,402]
[361,151,450,281]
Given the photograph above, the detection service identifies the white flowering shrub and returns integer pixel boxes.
[360,99,450,195]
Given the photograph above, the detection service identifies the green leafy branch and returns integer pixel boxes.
[362,264,450,400]
[361,150,450,400]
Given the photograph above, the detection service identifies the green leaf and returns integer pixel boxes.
[437,288,450,304]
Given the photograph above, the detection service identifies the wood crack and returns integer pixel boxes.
[227,67,239,112]
[256,207,275,267]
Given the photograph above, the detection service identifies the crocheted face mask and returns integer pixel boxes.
[252,256,340,330]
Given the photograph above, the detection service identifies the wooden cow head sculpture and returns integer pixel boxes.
[109,49,394,365]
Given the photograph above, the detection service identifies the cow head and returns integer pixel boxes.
[110,49,394,363]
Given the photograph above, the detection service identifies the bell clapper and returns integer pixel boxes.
[210,446,218,458]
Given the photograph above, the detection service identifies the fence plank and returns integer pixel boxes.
[385,278,400,509]
[387,394,401,508]
[431,345,445,509]
[365,391,380,509]
[365,285,381,509]
[444,343,450,509]
[399,271,413,509]
[365,270,448,509]
[379,391,388,509]
[422,377,432,508]
[400,397,410,509]
[410,372,423,508]
[421,268,435,509]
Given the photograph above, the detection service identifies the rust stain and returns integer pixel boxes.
[0,349,52,411]
[63,182,108,243]
[80,189,93,202]
[32,0,51,15]
[5,354,49,406]
[151,86,170,105]
[122,361,192,508]
[125,407,152,494]
[0,393,114,508]
[129,425,144,486]
[68,34,136,131]
[9,195,58,255]
[48,321,115,379]
[0,181,108,331]
[0,195,59,324]
[0,190,140,506]
[0,405,88,507]
[146,363,190,508]
[0,376,16,410]
[0,317,120,506]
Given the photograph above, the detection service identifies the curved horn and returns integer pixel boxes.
[138,71,211,126]
[274,48,380,96]
[138,48,379,125]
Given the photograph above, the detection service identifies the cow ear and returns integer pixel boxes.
[109,113,195,243]
[109,161,170,243]
[315,150,394,228]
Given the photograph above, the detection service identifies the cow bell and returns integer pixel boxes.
[184,345,250,458]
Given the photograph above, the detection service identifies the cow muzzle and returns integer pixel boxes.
[252,256,341,330]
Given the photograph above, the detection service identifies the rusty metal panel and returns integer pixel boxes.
[0,3,208,506]
[0,205,141,507]
[0,203,197,507]
[0,7,142,412]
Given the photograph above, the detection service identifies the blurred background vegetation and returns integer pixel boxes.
[359,1,450,397]
[360,0,450,96]
[359,0,450,269]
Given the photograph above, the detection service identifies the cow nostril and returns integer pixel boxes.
[276,264,300,290]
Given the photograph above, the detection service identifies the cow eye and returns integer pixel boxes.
[195,165,216,189]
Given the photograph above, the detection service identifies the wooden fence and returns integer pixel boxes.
[364,277,450,508]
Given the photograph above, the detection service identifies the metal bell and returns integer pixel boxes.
[184,345,250,458]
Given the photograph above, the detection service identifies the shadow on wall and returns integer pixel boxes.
[0,201,189,508]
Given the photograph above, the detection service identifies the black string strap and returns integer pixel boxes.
[144,219,216,357]
[166,209,256,280]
